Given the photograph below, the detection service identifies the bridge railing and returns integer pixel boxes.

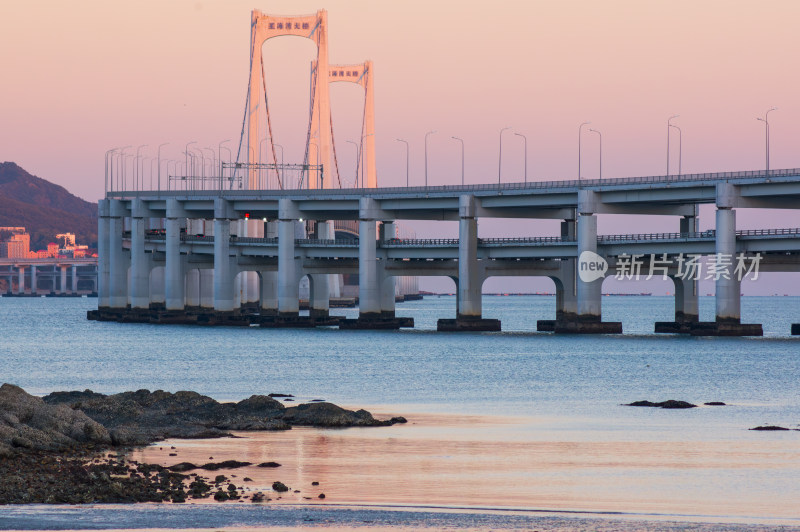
[108,167,800,199]
[141,227,800,247]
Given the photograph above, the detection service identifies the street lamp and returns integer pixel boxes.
[514,132,527,183]
[498,127,511,186]
[396,138,409,187]
[588,129,602,180]
[578,122,590,183]
[668,124,681,176]
[451,136,464,186]
[118,146,132,191]
[346,140,359,188]
[135,144,148,191]
[667,115,679,175]
[185,141,197,180]
[425,130,436,188]
[218,139,231,190]
[157,143,169,193]
[757,107,777,172]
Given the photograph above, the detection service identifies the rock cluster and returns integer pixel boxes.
[42,388,405,446]
[0,384,110,457]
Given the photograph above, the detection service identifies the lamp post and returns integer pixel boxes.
[757,107,777,172]
[451,136,464,186]
[667,115,679,175]
[119,146,132,191]
[588,128,602,180]
[396,138,409,187]
[425,130,436,188]
[578,122,590,183]
[346,140,359,188]
[185,141,197,181]
[668,124,681,176]
[498,126,511,186]
[135,144,148,191]
[514,132,527,183]
[105,147,122,194]
[157,143,169,193]
[218,139,231,190]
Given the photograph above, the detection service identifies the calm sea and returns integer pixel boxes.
[1,295,799,530]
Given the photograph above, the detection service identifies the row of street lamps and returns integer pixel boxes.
[108,107,778,192]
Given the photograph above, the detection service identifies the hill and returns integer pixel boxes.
[0,162,97,250]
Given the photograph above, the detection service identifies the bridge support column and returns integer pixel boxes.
[97,200,110,306]
[554,211,621,333]
[358,215,379,316]
[438,195,499,331]
[655,215,700,333]
[277,200,300,317]
[213,200,235,313]
[108,200,127,309]
[691,206,761,336]
[130,200,149,310]
[165,205,185,311]
[258,221,278,316]
[539,221,578,331]
[309,221,332,319]
[71,265,78,294]
[379,222,397,317]
[60,266,67,295]
[185,270,200,309]
[29,265,36,295]
[17,266,25,295]
[340,199,412,329]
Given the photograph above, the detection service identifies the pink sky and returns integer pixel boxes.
[2,0,800,294]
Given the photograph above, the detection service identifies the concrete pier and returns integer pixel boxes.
[277,199,300,317]
[438,196,499,332]
[213,200,235,312]
[552,209,621,333]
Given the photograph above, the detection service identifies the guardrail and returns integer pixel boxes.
[107,167,800,200]
[141,227,800,247]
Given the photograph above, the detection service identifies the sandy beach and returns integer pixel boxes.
[125,411,800,527]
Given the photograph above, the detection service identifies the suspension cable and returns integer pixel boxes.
[260,52,283,189]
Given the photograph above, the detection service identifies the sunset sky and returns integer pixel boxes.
[2,0,799,294]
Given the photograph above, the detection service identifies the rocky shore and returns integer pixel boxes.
[0,383,406,504]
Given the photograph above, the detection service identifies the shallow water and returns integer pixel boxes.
[1,295,799,528]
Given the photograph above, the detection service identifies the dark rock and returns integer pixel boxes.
[213,489,230,501]
[390,416,408,424]
[311,481,319,486]
[214,475,228,484]
[257,461,281,468]
[625,400,697,409]
[282,402,392,427]
[0,383,111,453]
[750,425,790,431]
[704,402,727,406]
[267,393,294,398]
[243,477,252,482]
[251,492,265,503]
[200,460,252,471]
[271,481,289,492]
[167,462,198,472]
[318,493,325,499]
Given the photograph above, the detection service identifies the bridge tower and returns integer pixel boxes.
[247,10,331,189]
[320,60,376,188]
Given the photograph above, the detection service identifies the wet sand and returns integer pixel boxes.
[128,411,800,528]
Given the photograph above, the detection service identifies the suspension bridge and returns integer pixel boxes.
[92,10,800,336]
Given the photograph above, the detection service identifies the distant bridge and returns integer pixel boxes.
[0,258,97,296]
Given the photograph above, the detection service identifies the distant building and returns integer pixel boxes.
[0,227,31,258]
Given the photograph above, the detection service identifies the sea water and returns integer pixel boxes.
[1,296,799,529]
